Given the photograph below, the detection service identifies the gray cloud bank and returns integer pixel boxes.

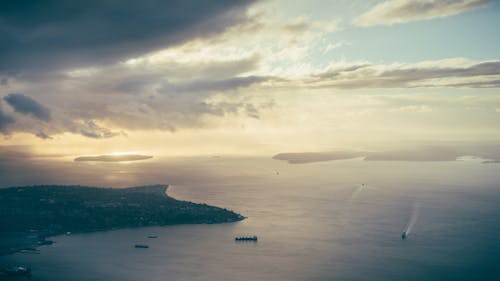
[0,0,256,73]
[354,0,490,26]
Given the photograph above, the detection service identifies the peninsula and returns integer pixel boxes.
[0,185,244,255]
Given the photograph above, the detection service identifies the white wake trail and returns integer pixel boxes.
[404,203,420,235]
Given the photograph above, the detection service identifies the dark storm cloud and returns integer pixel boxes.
[0,0,256,73]
[0,1,270,140]
[4,93,51,121]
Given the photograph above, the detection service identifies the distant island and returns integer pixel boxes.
[273,147,500,164]
[273,151,364,164]
[0,185,243,255]
[74,154,153,162]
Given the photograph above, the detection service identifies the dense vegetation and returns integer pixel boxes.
[0,185,243,236]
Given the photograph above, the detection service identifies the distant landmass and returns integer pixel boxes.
[273,151,364,164]
[273,147,500,164]
[0,185,243,255]
[483,160,500,164]
[74,154,153,162]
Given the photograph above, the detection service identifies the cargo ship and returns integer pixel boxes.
[235,236,258,242]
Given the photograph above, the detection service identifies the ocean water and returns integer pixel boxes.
[1,157,500,281]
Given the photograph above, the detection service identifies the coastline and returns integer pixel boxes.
[0,184,244,256]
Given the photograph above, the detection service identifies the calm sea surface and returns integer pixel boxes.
[1,157,500,281]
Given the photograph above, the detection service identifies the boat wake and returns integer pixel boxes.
[348,183,381,203]
[402,203,420,239]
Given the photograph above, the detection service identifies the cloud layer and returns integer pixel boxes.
[309,59,500,89]
[354,0,490,26]
[0,53,269,138]
[0,1,269,139]
[0,0,256,73]
[0,1,498,144]
[1,57,499,139]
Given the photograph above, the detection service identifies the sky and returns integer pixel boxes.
[0,0,499,159]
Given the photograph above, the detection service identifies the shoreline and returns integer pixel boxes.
[0,184,244,256]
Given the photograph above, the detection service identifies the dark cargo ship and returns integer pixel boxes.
[235,236,258,242]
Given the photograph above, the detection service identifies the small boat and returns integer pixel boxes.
[235,236,258,242]
[37,239,54,246]
[401,231,407,240]
[147,235,158,238]
[134,244,149,248]
[1,266,31,277]
[19,248,40,254]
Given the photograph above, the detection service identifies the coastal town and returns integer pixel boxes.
[0,185,244,256]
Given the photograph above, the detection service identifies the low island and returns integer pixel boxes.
[0,185,244,255]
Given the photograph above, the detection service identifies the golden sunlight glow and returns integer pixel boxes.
[109,151,141,156]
